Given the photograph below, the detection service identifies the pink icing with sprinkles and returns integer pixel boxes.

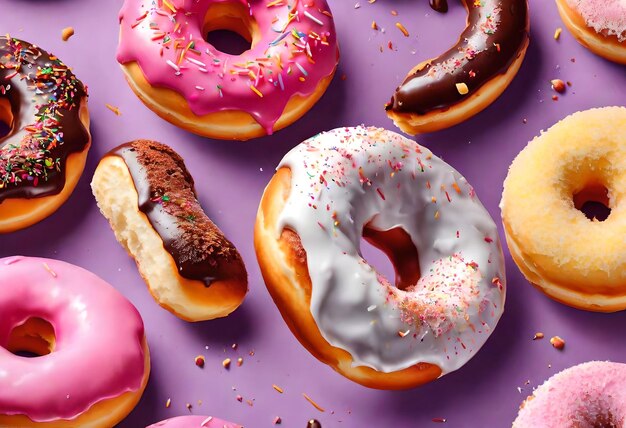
[513,361,626,427]
[117,0,339,134]
[567,0,626,41]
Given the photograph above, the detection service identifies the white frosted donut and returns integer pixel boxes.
[255,126,506,389]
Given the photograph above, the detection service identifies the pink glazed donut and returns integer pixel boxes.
[556,0,626,64]
[117,0,339,140]
[0,256,150,428]
[148,415,242,428]
[513,361,626,427]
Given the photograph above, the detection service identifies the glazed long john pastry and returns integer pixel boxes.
[92,141,247,321]
[386,0,530,134]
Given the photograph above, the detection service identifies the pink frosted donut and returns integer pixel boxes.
[0,256,150,427]
[556,0,626,64]
[117,0,339,140]
[148,415,242,428]
[513,361,626,427]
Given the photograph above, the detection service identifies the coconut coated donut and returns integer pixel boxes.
[92,140,248,322]
[0,256,149,428]
[117,0,339,140]
[556,0,626,64]
[385,0,529,135]
[0,36,91,233]
[501,107,626,312]
[255,126,506,389]
[148,415,242,428]
[513,361,626,427]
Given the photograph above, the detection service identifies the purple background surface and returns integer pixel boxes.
[2,0,626,427]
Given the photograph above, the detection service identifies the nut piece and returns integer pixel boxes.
[550,336,565,350]
[533,332,544,340]
[551,79,566,93]
[61,27,75,42]
[222,358,232,369]
[194,355,205,368]
[456,82,469,95]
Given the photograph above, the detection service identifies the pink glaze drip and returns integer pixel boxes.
[513,361,626,427]
[117,0,339,134]
[0,256,147,422]
[566,0,626,42]
[148,415,242,428]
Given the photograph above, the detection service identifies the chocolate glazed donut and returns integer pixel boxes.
[386,0,529,134]
[0,36,91,232]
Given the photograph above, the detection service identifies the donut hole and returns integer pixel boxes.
[203,2,258,56]
[573,183,611,222]
[6,317,56,357]
[362,225,420,291]
[0,98,13,139]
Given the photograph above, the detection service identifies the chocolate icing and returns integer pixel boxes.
[306,420,322,428]
[386,0,529,115]
[0,37,89,203]
[109,140,246,287]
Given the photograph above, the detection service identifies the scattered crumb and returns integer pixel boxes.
[231,343,238,350]
[550,336,565,350]
[61,27,75,41]
[533,332,544,340]
[554,28,562,40]
[236,395,243,402]
[237,357,243,367]
[302,393,325,412]
[550,79,566,93]
[372,21,378,30]
[223,358,232,369]
[391,9,398,16]
[552,95,559,101]
[195,355,205,368]
[165,398,171,408]
[273,384,284,394]
[395,22,409,37]
[105,104,121,116]
[186,403,192,412]
[432,418,447,423]
[273,416,282,425]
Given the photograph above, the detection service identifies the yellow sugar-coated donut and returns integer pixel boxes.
[501,107,626,312]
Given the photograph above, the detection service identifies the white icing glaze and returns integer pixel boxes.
[277,127,505,374]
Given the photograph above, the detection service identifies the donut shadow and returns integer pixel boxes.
[166,64,350,168]
[539,288,626,357]
[115,366,163,428]
[0,120,103,258]
[182,301,258,346]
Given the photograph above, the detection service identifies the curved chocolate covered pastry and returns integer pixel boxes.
[386,0,529,134]
[92,140,248,321]
[109,141,246,287]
